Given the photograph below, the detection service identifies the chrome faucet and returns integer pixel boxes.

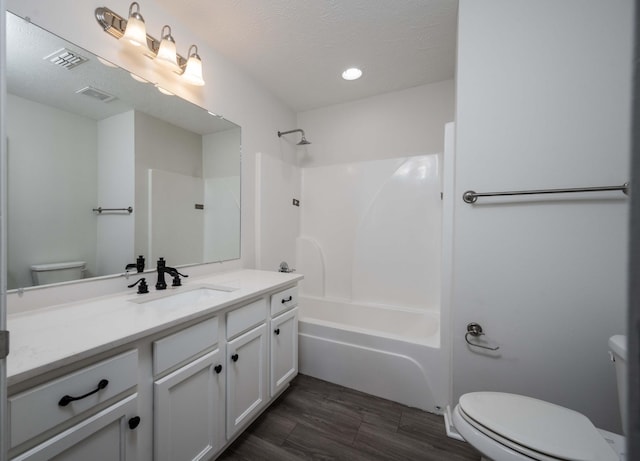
[155,257,188,290]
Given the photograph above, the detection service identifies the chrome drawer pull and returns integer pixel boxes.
[58,379,109,406]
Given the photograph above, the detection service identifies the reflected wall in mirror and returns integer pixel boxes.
[6,12,241,290]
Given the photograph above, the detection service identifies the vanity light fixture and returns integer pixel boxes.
[95,4,206,86]
[155,25,181,72]
[182,45,205,86]
[122,2,147,47]
[342,67,363,81]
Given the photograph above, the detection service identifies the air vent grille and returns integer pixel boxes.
[44,48,88,70]
[76,86,116,103]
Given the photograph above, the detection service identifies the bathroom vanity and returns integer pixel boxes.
[6,270,301,461]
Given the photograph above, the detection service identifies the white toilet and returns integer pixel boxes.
[453,335,627,461]
[30,261,86,286]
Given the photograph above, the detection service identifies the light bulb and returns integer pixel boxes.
[182,45,205,86]
[155,25,181,73]
[122,2,147,47]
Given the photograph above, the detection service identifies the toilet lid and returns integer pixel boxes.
[458,392,618,461]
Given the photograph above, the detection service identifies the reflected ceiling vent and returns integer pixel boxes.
[76,86,117,103]
[44,48,89,70]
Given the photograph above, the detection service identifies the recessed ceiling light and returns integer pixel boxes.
[342,67,363,81]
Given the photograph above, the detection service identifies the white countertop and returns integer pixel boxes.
[7,269,302,386]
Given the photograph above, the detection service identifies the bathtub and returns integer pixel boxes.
[298,296,448,413]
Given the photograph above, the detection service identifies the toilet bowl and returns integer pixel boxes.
[453,336,626,461]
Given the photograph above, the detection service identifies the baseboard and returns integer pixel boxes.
[444,404,465,442]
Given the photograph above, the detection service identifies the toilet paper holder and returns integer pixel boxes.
[465,322,500,351]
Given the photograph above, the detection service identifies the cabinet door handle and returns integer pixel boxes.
[128,416,141,430]
[231,354,239,362]
[214,364,223,374]
[274,328,280,335]
[281,296,293,304]
[58,379,109,407]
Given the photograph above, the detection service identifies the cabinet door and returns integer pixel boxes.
[270,307,298,397]
[11,394,138,461]
[154,349,224,461]
[226,323,268,438]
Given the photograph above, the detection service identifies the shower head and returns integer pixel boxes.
[278,128,311,145]
[297,135,311,145]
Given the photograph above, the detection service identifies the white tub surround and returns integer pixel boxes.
[295,153,447,412]
[298,296,447,413]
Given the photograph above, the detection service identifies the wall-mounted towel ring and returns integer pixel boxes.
[465,322,500,351]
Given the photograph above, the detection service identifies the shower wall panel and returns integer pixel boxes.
[299,154,442,310]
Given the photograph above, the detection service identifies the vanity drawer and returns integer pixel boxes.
[9,350,138,449]
[153,316,219,376]
[227,298,267,339]
[270,286,298,317]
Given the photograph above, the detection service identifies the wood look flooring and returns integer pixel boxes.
[218,374,481,461]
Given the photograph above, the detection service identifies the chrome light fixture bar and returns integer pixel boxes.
[95,5,188,68]
[96,3,206,87]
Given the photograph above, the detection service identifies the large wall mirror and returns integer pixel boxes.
[6,12,241,290]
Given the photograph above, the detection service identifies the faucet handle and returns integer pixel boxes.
[170,269,189,287]
[128,278,149,294]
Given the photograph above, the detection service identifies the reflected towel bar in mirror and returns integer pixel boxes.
[93,207,133,214]
[462,182,629,204]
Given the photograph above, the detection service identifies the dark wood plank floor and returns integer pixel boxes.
[218,374,481,461]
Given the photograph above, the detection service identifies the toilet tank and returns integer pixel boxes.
[608,335,627,435]
[30,261,86,286]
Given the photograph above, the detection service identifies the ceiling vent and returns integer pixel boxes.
[76,86,117,103]
[44,48,89,70]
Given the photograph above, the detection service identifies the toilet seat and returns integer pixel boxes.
[455,392,618,461]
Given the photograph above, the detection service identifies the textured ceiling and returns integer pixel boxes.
[154,0,458,112]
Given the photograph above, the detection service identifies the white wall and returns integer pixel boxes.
[297,80,454,167]
[6,94,98,288]
[96,111,135,275]
[6,0,297,290]
[452,0,633,432]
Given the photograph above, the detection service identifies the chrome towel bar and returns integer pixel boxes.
[93,207,133,214]
[462,182,629,204]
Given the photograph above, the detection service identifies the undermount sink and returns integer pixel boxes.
[131,285,237,309]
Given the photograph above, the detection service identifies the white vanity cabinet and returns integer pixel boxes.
[269,286,299,397]
[152,317,225,461]
[8,351,140,461]
[270,307,298,397]
[11,395,138,461]
[225,299,269,439]
[154,350,224,461]
[8,274,301,461]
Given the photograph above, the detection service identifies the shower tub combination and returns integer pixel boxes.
[298,296,447,413]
